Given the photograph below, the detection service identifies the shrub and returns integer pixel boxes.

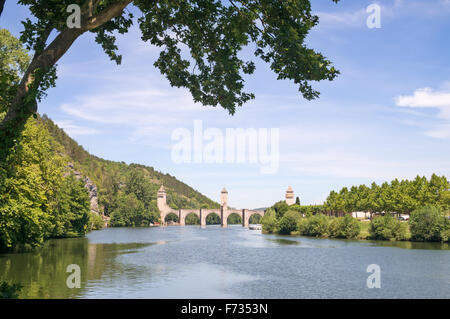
[278,210,301,234]
[90,212,104,230]
[0,282,22,299]
[297,218,309,235]
[329,214,361,239]
[261,208,278,233]
[305,214,329,237]
[369,213,408,241]
[410,206,449,242]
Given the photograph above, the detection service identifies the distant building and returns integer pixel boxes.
[285,186,295,206]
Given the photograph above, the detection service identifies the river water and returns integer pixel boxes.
[1,226,449,298]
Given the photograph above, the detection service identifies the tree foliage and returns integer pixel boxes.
[110,193,159,227]
[261,208,277,233]
[278,210,301,234]
[51,174,91,237]
[369,213,408,241]
[409,206,449,242]
[325,175,450,216]
[0,29,29,113]
[0,281,22,299]
[0,0,340,161]
[0,116,91,251]
[39,115,219,214]
[328,214,360,239]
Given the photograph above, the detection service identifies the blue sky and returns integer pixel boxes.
[2,0,450,208]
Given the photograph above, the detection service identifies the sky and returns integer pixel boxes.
[2,0,450,209]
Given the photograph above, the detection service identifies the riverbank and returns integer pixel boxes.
[261,207,449,243]
[265,220,412,241]
[1,226,449,299]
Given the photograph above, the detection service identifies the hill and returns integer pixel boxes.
[38,114,219,215]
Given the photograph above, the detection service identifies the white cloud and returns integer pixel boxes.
[54,120,99,136]
[395,86,450,138]
[316,9,367,29]
[315,0,449,29]
[60,88,205,125]
[281,150,450,181]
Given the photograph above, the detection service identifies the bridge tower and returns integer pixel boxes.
[220,187,228,210]
[285,186,295,206]
[157,185,167,212]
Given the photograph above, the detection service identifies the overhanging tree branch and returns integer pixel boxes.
[0,0,134,160]
[0,0,5,18]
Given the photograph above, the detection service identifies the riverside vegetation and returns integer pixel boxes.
[262,202,450,243]
[262,175,450,243]
[0,29,218,253]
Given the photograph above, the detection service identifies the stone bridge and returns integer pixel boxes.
[157,186,264,227]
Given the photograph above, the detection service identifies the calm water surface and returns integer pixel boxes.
[1,226,449,298]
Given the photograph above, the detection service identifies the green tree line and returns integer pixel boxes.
[0,29,220,249]
[262,198,450,243]
[324,175,450,217]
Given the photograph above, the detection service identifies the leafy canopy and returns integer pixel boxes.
[16,0,339,114]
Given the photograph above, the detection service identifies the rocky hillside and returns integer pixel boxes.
[38,114,219,215]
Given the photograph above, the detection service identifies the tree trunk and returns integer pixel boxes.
[0,27,85,160]
[0,0,5,17]
[0,0,133,161]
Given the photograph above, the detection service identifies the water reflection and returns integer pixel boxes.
[367,240,450,250]
[0,239,154,298]
[0,227,449,299]
[266,238,300,245]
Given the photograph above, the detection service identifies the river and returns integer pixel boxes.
[1,225,449,298]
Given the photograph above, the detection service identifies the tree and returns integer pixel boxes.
[278,210,301,234]
[0,0,340,161]
[328,214,360,239]
[261,208,277,233]
[0,29,29,113]
[295,196,300,205]
[125,167,154,208]
[272,200,289,219]
[0,282,22,299]
[185,213,200,225]
[0,116,66,251]
[304,213,329,237]
[110,193,159,227]
[369,213,408,241]
[51,174,91,237]
[410,206,449,242]
[228,213,242,224]
[206,213,221,225]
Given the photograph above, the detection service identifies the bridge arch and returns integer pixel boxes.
[164,212,179,224]
[243,210,264,228]
[184,212,200,225]
[179,209,200,226]
[226,212,242,225]
[221,209,243,227]
[157,185,265,227]
[200,209,221,227]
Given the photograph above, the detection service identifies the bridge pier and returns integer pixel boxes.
[179,209,185,226]
[200,208,206,227]
[242,209,249,228]
[221,206,227,228]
